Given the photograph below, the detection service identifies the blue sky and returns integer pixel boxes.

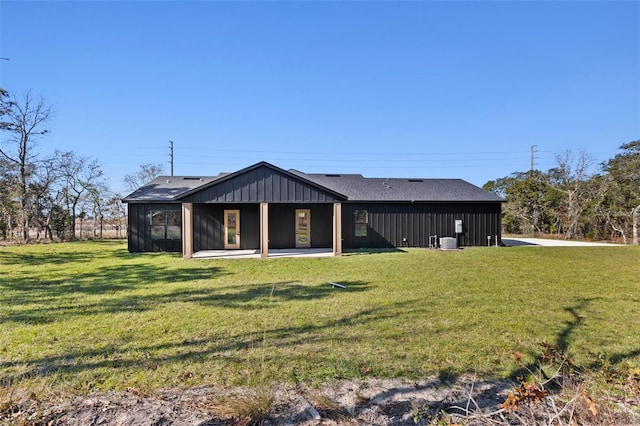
[1,1,638,196]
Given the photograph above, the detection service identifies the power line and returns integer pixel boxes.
[176,153,529,162]
[180,147,531,157]
[173,160,526,170]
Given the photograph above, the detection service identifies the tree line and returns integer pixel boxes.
[483,143,640,245]
[0,89,131,242]
[1,87,638,244]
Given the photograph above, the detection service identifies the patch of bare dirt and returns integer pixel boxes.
[3,377,638,425]
[0,378,505,425]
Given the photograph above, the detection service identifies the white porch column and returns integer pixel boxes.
[260,202,269,258]
[182,203,193,259]
[333,202,342,256]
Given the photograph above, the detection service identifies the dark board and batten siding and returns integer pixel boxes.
[268,204,333,249]
[342,202,502,249]
[192,203,332,251]
[129,201,502,252]
[128,203,182,252]
[180,167,343,204]
[192,204,260,251]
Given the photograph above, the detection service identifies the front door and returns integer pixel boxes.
[295,209,311,248]
[224,210,240,249]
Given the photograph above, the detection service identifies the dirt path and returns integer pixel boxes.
[2,377,513,425]
[4,376,638,425]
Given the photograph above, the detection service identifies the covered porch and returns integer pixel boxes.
[182,202,343,259]
[173,162,347,259]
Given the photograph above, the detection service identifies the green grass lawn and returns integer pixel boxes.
[1,240,639,395]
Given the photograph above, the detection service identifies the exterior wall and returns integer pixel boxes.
[180,166,343,204]
[341,202,502,249]
[192,204,260,251]
[128,203,182,252]
[268,204,333,249]
[128,201,501,253]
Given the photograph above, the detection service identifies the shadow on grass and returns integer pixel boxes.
[508,297,640,381]
[0,277,370,324]
[1,242,379,384]
[0,240,132,265]
[1,242,372,327]
[163,280,370,309]
[0,296,417,387]
[0,242,227,323]
[0,262,227,317]
[343,248,407,256]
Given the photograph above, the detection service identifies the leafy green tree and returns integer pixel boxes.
[578,174,611,241]
[484,176,521,233]
[484,170,556,235]
[547,151,595,239]
[49,204,70,239]
[603,140,640,245]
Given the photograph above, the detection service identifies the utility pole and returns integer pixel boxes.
[169,140,174,176]
[530,145,537,171]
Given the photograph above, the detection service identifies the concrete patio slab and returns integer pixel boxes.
[502,238,624,247]
[192,248,334,259]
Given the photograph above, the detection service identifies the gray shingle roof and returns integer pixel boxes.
[295,173,503,202]
[122,163,503,203]
[122,175,225,202]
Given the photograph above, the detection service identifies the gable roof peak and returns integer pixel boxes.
[175,161,348,201]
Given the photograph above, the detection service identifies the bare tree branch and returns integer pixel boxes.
[0,90,54,241]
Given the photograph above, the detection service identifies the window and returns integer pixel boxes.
[150,210,182,240]
[354,210,368,237]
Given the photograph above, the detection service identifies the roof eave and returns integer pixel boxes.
[342,199,505,203]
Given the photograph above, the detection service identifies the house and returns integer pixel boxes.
[122,161,504,258]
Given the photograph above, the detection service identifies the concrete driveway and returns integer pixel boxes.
[502,237,624,247]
